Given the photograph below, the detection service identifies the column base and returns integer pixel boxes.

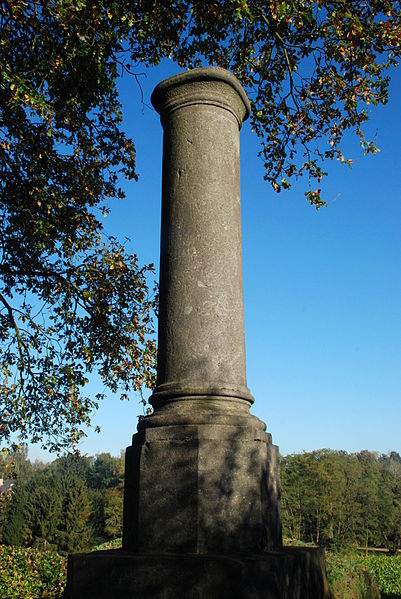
[65,547,332,599]
[123,411,281,554]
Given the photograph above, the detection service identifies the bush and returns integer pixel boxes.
[0,544,66,599]
[326,551,401,599]
[357,554,401,599]
[326,552,380,598]
[91,537,122,551]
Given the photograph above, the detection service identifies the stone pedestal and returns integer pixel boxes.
[66,547,332,599]
[123,416,281,555]
[122,67,282,558]
[65,68,331,598]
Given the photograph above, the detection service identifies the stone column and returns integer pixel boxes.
[123,68,282,555]
[65,68,332,599]
[150,68,253,411]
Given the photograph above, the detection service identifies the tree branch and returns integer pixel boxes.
[0,292,26,389]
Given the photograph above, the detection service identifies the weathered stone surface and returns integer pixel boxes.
[150,67,253,409]
[123,416,282,554]
[121,67,283,558]
[65,67,332,598]
[65,547,333,599]
[119,68,281,553]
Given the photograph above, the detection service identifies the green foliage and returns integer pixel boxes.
[377,470,401,555]
[326,552,380,598]
[24,473,63,549]
[0,444,34,479]
[0,540,122,599]
[58,474,91,552]
[2,480,28,546]
[0,544,66,599]
[281,449,401,552]
[356,451,383,550]
[1,1,401,452]
[103,489,123,539]
[86,453,125,542]
[1,450,124,553]
[88,488,106,541]
[0,492,10,544]
[21,466,93,553]
[359,554,401,598]
[91,537,122,551]
[326,552,401,599]
[88,452,124,490]
[0,0,157,452]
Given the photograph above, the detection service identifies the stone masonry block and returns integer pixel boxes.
[123,421,282,554]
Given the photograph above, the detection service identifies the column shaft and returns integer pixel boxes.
[150,69,253,408]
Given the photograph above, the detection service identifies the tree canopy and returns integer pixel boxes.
[281,449,401,553]
[1,447,400,553]
[1,0,400,451]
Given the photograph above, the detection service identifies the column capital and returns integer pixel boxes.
[151,67,251,128]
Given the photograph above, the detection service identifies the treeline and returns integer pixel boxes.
[281,449,401,553]
[1,447,400,555]
[0,449,124,553]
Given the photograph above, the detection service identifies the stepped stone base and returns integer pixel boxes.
[123,407,282,555]
[65,547,332,599]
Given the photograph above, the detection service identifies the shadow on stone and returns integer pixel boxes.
[66,409,332,598]
[65,67,332,598]
[122,404,281,555]
[66,548,332,598]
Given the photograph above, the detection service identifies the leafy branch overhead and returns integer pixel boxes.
[0,0,158,451]
[105,0,401,207]
[150,0,400,207]
[1,0,400,450]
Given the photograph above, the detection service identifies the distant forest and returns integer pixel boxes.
[0,449,125,553]
[281,449,401,553]
[0,448,400,554]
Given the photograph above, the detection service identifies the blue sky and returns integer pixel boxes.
[29,60,400,461]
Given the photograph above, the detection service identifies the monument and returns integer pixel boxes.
[66,67,331,598]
